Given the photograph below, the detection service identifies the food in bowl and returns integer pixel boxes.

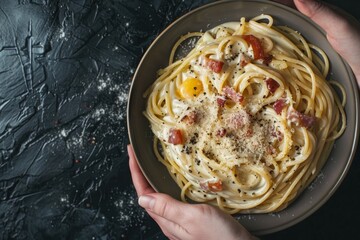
[143,14,346,214]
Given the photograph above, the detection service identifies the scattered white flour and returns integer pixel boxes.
[307,171,325,191]
[117,91,128,108]
[56,27,69,41]
[65,134,84,149]
[113,188,147,229]
[268,213,282,218]
[93,72,129,122]
[235,215,257,221]
[176,36,200,60]
[59,28,66,38]
[98,79,108,91]
[60,195,69,203]
[60,129,68,137]
[92,108,106,121]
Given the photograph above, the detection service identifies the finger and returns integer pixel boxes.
[127,145,155,196]
[147,211,187,240]
[138,194,197,239]
[138,193,191,225]
[294,0,358,35]
[294,0,360,81]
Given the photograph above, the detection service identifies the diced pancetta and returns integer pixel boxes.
[200,179,223,192]
[223,86,244,103]
[205,57,224,73]
[181,111,199,125]
[265,78,280,94]
[273,99,286,115]
[168,128,184,145]
[216,96,226,108]
[287,108,316,129]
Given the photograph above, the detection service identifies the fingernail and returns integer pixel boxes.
[138,195,155,209]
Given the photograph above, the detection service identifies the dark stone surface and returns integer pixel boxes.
[0,0,358,239]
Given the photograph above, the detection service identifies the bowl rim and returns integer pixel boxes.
[127,0,360,235]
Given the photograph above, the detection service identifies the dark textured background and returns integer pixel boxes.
[0,0,359,239]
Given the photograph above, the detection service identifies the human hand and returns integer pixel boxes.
[279,0,360,87]
[127,145,257,240]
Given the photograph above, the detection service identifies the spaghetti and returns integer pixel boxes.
[144,15,346,213]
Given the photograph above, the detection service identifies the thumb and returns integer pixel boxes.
[138,193,190,223]
[294,0,356,36]
[294,0,360,81]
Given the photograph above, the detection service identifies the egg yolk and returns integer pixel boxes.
[180,78,203,98]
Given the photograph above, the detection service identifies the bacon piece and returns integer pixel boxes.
[273,99,287,115]
[168,128,184,145]
[287,108,316,129]
[262,55,273,65]
[181,111,199,125]
[287,109,301,125]
[243,34,265,60]
[299,113,317,129]
[205,57,224,73]
[200,180,223,192]
[223,86,244,103]
[242,35,273,64]
[208,180,223,192]
[265,78,280,94]
[216,96,226,108]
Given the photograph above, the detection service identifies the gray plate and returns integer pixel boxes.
[127,0,359,235]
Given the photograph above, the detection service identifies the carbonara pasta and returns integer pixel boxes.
[144,15,346,213]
